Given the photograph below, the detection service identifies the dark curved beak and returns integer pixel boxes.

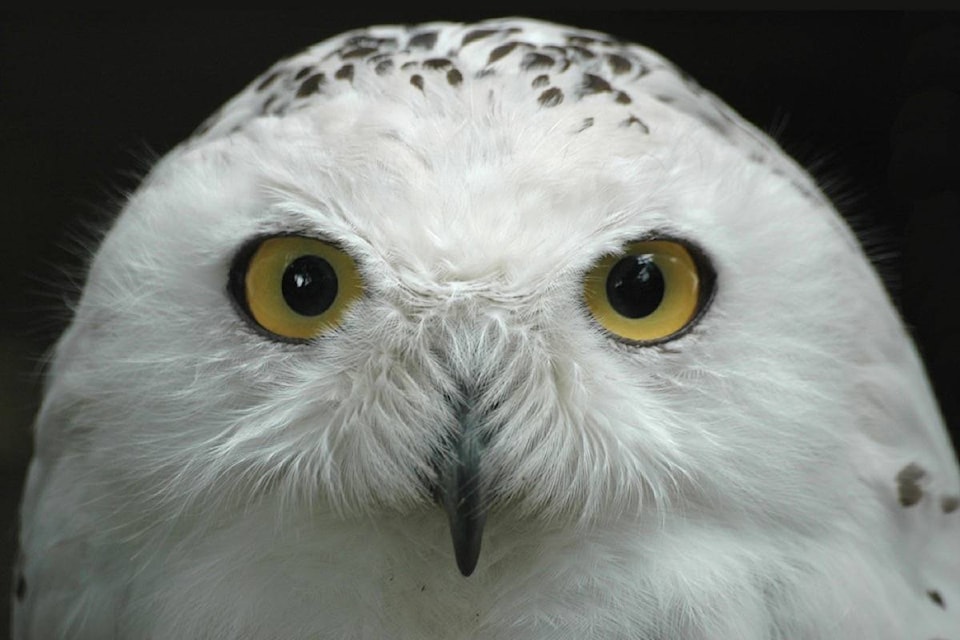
[435,388,488,577]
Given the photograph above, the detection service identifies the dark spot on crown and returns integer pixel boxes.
[538,87,563,108]
[401,61,419,70]
[942,495,959,513]
[335,64,354,81]
[296,72,326,97]
[566,34,600,46]
[256,70,282,92]
[605,54,632,75]
[294,66,314,81]
[713,102,737,126]
[790,180,816,201]
[424,58,452,70]
[259,95,277,115]
[927,589,945,608]
[531,74,550,88]
[462,28,498,47]
[614,91,632,105]
[488,42,521,64]
[896,463,926,507]
[410,74,424,91]
[581,74,612,95]
[699,113,730,135]
[748,152,765,163]
[375,59,394,75]
[191,120,213,138]
[345,35,397,50]
[568,45,596,59]
[15,573,25,601]
[342,46,378,60]
[542,45,567,58]
[621,115,650,133]
[521,53,554,70]
[538,46,571,72]
[476,68,496,79]
[576,117,594,133]
[409,31,438,49]
[655,94,675,104]
[447,69,463,87]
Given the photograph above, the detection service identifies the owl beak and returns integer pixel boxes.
[435,388,488,578]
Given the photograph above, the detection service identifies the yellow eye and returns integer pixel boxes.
[583,240,712,344]
[230,235,362,340]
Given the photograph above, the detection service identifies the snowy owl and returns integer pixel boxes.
[12,16,960,640]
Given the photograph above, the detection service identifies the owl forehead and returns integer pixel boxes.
[190,19,646,142]
[179,17,827,218]
[242,107,663,292]
[183,17,818,208]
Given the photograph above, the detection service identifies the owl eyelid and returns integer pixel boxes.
[237,228,352,251]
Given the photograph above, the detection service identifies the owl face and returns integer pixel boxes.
[53,19,884,577]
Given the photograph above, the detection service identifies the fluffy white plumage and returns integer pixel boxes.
[13,17,960,639]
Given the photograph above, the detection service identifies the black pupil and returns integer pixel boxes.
[606,254,665,318]
[281,255,338,316]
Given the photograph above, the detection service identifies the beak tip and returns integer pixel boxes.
[446,506,485,577]
[455,544,481,577]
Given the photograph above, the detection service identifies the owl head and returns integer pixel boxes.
[37,18,930,579]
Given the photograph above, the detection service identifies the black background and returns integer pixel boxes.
[2,11,958,633]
